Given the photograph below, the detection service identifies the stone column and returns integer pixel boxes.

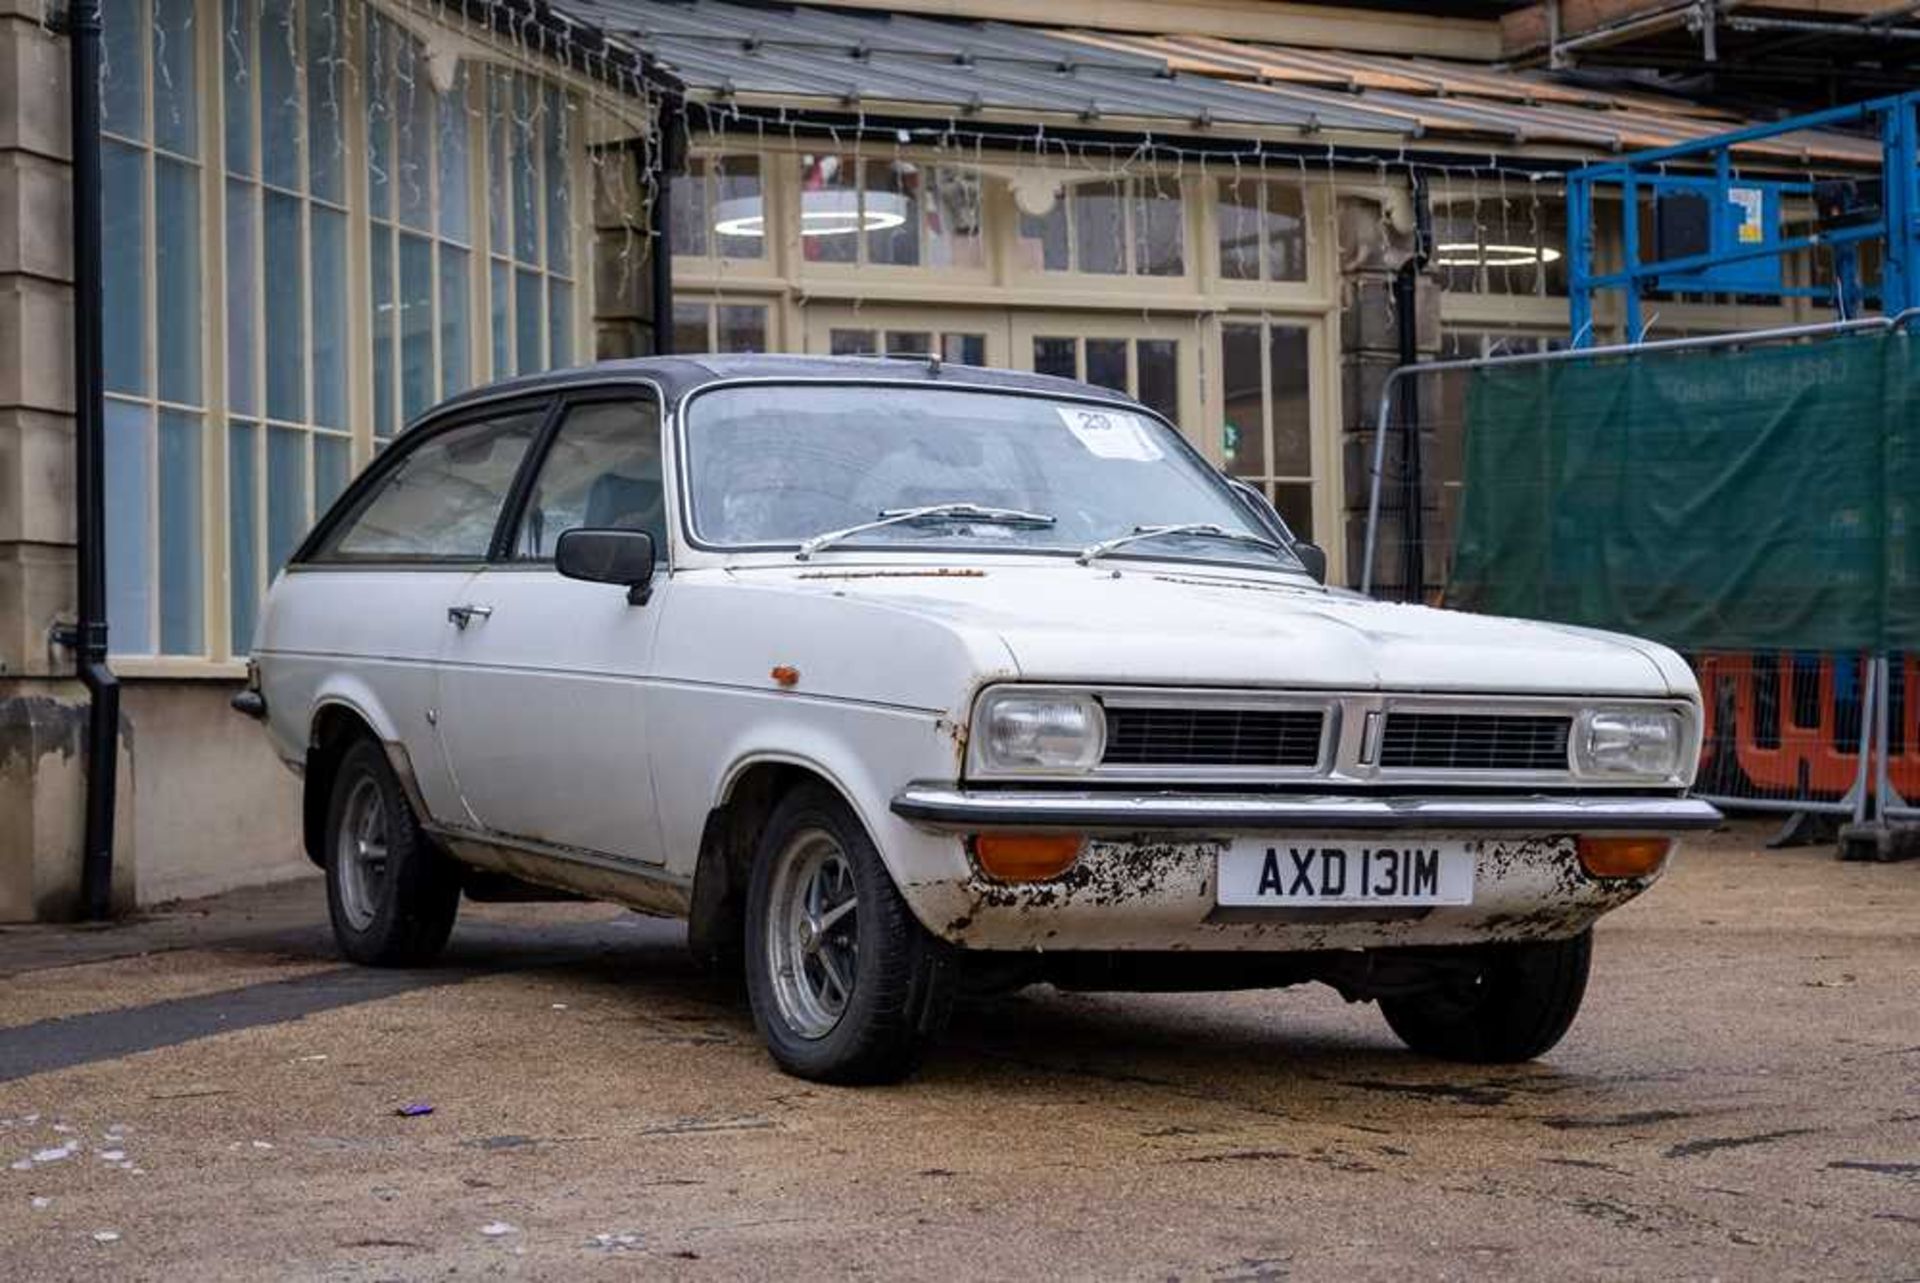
[1335,191,1439,596]
[591,146,658,360]
[0,3,132,920]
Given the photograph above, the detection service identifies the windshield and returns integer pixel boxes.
[683,383,1303,571]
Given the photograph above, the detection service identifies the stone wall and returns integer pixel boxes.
[0,0,94,919]
[120,681,306,906]
[591,147,659,360]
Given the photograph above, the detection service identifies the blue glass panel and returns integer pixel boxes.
[399,233,434,422]
[543,85,570,274]
[395,35,432,232]
[440,245,470,396]
[491,258,511,377]
[512,75,538,263]
[101,0,145,142]
[223,0,252,176]
[155,156,201,406]
[371,230,393,437]
[260,0,301,192]
[487,71,508,250]
[548,279,572,369]
[438,68,471,243]
[264,191,305,421]
[266,426,307,571]
[226,180,256,414]
[158,410,203,654]
[364,9,391,220]
[305,0,343,203]
[515,268,542,372]
[102,141,148,396]
[228,421,259,653]
[312,434,348,514]
[152,0,197,157]
[310,206,347,427]
[105,400,154,654]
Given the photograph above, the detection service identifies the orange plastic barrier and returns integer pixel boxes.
[1694,652,1868,802]
[1889,653,1920,800]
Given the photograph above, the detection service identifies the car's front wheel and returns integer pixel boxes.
[745,784,955,1083]
[1378,931,1592,1063]
[324,738,461,967]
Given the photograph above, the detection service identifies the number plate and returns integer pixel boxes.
[1217,837,1476,907]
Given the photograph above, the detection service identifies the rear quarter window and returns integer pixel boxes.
[308,408,546,563]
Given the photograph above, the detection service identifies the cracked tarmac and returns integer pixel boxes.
[0,820,1916,1280]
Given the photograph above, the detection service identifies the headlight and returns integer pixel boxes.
[972,689,1106,774]
[1573,708,1687,780]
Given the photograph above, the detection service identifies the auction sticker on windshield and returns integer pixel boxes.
[1217,838,1476,907]
[1055,406,1163,462]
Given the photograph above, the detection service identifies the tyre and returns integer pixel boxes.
[744,783,955,1084]
[324,737,461,967]
[1378,931,1592,1063]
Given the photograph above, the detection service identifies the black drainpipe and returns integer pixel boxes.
[1393,174,1432,604]
[649,95,682,356]
[58,0,121,920]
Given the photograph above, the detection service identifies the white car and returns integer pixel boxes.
[242,355,1719,1083]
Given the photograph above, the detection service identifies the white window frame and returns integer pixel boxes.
[98,0,595,674]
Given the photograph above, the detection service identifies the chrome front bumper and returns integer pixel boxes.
[891,786,1724,833]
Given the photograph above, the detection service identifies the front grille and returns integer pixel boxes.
[1102,706,1325,768]
[1379,712,1572,772]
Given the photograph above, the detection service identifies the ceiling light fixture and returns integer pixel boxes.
[1433,242,1564,268]
[714,190,909,238]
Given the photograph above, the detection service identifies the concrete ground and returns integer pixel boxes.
[0,820,1915,1281]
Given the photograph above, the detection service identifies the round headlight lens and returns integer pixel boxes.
[977,692,1106,773]
[1574,709,1686,779]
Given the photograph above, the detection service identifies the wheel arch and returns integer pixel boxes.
[302,696,425,869]
[687,752,869,971]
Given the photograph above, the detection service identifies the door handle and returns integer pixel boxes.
[447,603,494,629]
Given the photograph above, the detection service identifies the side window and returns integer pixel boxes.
[313,408,546,561]
[512,400,666,561]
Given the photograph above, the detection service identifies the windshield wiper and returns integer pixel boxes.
[795,503,1057,561]
[1076,523,1290,568]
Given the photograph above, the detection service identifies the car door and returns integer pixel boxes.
[290,400,552,827]
[431,392,673,866]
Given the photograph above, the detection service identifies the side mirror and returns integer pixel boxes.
[1224,475,1326,584]
[555,528,657,605]
[1294,541,1328,585]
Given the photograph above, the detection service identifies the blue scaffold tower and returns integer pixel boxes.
[1567,91,1920,345]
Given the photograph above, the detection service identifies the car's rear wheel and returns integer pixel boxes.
[324,738,461,967]
[1378,931,1592,1063]
[745,783,955,1083]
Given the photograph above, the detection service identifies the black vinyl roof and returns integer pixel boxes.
[430,353,1142,417]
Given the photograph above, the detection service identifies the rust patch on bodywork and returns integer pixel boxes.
[926,832,1658,953]
[935,715,970,769]
[969,837,1219,910]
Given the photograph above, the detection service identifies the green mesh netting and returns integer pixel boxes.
[1448,330,1919,652]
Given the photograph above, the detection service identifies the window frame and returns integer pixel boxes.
[788,153,991,278]
[671,377,1287,572]
[96,0,600,668]
[497,388,671,569]
[293,392,561,568]
[670,297,774,356]
[1216,314,1323,544]
[669,153,770,265]
[1013,175,1191,282]
[1212,175,1311,288]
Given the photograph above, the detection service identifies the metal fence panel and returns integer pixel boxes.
[1359,314,1918,827]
